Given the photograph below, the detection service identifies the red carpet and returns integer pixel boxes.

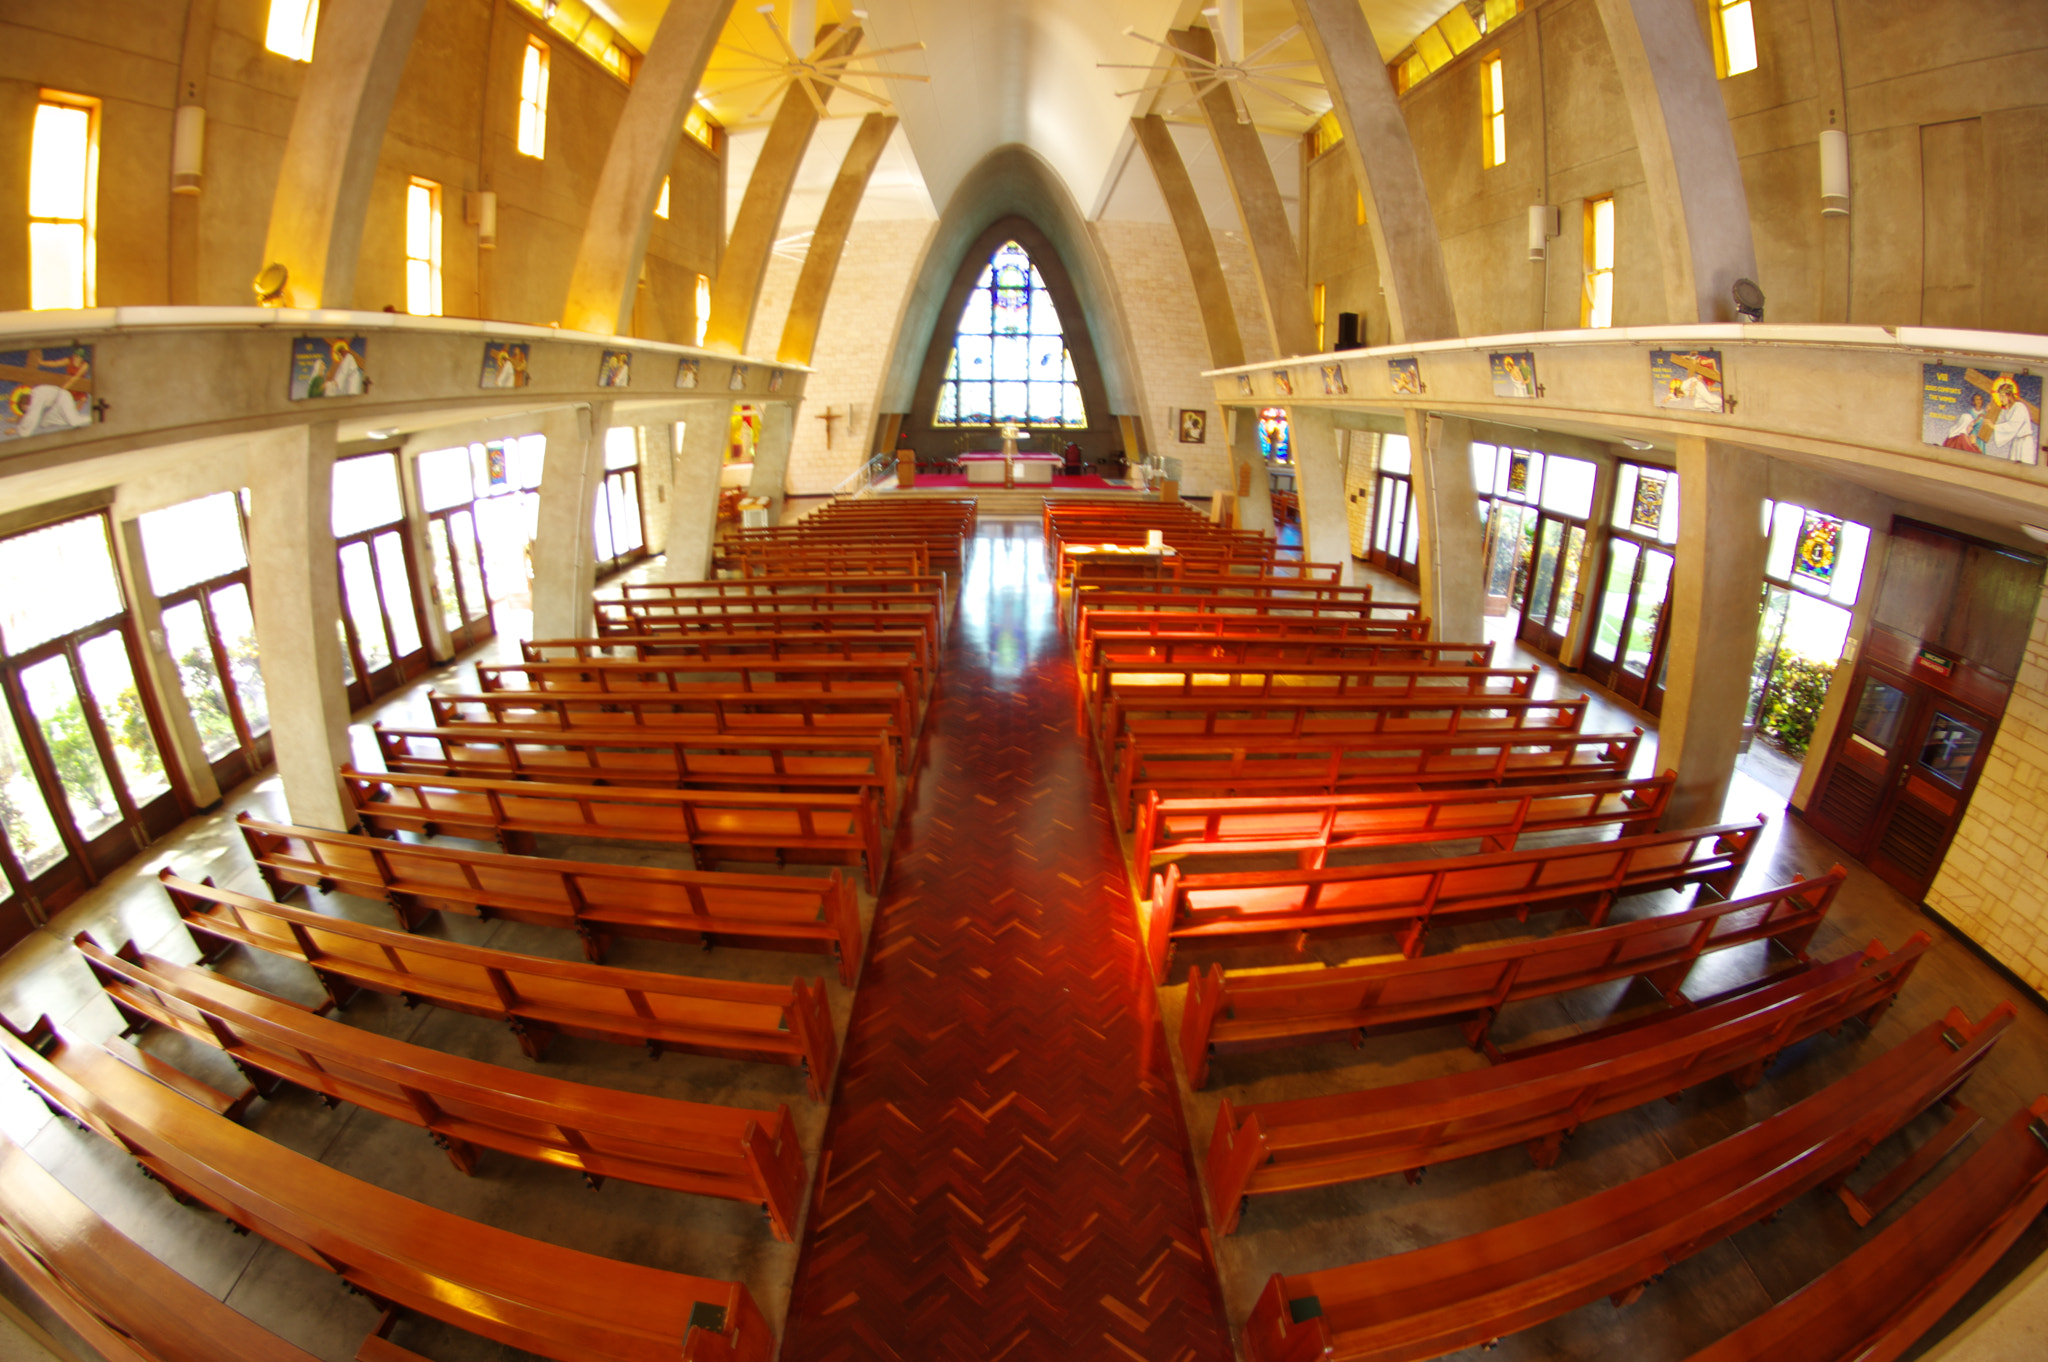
[883,473,1131,491]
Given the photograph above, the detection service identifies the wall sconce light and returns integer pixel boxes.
[466,191,498,249]
[253,262,288,306]
[1527,204,1559,262]
[172,105,205,195]
[1819,128,1849,216]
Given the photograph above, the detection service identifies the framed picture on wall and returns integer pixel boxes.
[1388,357,1422,395]
[1236,374,1254,398]
[729,365,750,392]
[1320,363,1348,396]
[289,336,367,401]
[1651,349,1724,411]
[1177,409,1206,443]
[1489,350,1536,398]
[1922,363,2040,465]
[675,359,700,390]
[1,345,95,440]
[597,350,631,387]
[480,341,529,388]
[1272,369,1294,397]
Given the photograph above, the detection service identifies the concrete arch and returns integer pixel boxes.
[875,145,1144,433]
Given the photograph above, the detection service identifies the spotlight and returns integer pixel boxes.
[253,262,289,306]
[1733,278,1765,323]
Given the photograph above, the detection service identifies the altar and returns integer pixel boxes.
[959,452,1061,486]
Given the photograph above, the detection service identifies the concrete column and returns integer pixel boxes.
[1169,27,1316,359]
[779,112,898,365]
[391,444,453,661]
[243,423,353,831]
[1132,115,1245,369]
[1286,406,1351,582]
[560,0,736,335]
[529,403,612,639]
[636,421,678,556]
[747,403,798,523]
[1591,0,1759,322]
[260,0,427,308]
[661,400,734,581]
[1409,411,1485,644]
[1660,437,1769,829]
[113,518,223,808]
[1227,408,1275,535]
[1290,0,1460,343]
[705,25,862,354]
[167,0,216,306]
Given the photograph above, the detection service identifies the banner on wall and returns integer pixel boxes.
[1651,350,1725,411]
[1387,357,1422,395]
[1490,351,1536,398]
[1,345,95,441]
[289,336,367,401]
[480,341,529,388]
[1922,363,2040,465]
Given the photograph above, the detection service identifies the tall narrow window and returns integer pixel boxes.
[932,240,1086,429]
[28,96,97,311]
[517,38,549,159]
[695,274,711,346]
[1481,54,1506,167]
[1713,0,1758,77]
[405,178,442,316]
[1583,195,1615,329]
[654,176,671,219]
[1313,283,1327,351]
[265,0,320,62]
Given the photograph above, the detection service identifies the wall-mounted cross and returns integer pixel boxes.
[815,407,842,449]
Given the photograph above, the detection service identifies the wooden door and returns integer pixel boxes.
[1516,514,1587,659]
[1583,539,1674,712]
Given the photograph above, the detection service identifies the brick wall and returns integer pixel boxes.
[746,220,937,495]
[1927,595,2048,991]
[1345,429,1378,556]
[1091,220,1231,495]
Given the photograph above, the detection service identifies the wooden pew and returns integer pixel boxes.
[1680,1096,2048,1362]
[372,724,899,819]
[237,814,865,982]
[1070,586,1423,640]
[598,599,945,648]
[1205,934,1932,1232]
[1113,728,1644,829]
[1149,815,1766,977]
[1132,771,1675,884]
[76,936,810,1240]
[1078,610,1433,652]
[0,1019,775,1362]
[1178,868,1848,1086]
[0,1133,326,1362]
[1084,631,1490,675]
[621,571,949,601]
[161,871,837,1096]
[526,629,935,695]
[1112,693,1591,760]
[715,544,929,577]
[1237,1003,2017,1362]
[1092,660,1539,738]
[417,692,905,750]
[477,658,920,734]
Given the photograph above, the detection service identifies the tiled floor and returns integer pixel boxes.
[0,531,2041,1361]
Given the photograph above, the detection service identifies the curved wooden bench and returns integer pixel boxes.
[0,1133,323,1362]
[1205,934,1932,1232]
[76,937,809,1240]
[527,629,934,691]
[160,871,837,1097]
[1149,815,1764,980]
[1094,661,1537,737]
[1114,727,1643,828]
[477,659,919,735]
[1239,1004,2018,1362]
[0,1019,773,1362]
[1681,1096,2048,1362]
[237,814,865,982]
[1132,772,1674,883]
[420,692,904,752]
[1177,868,1848,1086]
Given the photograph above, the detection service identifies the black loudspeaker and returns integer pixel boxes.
[1336,312,1361,350]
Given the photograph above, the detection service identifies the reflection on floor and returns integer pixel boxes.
[0,537,2041,1361]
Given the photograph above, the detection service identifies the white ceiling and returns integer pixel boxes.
[640,0,1464,229]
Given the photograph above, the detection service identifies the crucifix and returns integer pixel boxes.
[815,406,842,450]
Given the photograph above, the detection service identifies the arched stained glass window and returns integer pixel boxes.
[933,241,1087,428]
[1258,408,1291,462]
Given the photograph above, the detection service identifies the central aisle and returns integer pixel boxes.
[782,522,1233,1360]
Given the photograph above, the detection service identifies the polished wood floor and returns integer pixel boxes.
[781,523,1235,1361]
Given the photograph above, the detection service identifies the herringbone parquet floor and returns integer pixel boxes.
[781,523,1234,1362]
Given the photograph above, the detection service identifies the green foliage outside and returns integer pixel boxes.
[42,696,117,818]
[173,644,239,753]
[1756,653,1837,758]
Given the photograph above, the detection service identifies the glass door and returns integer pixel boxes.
[592,428,648,579]
[1518,514,1589,657]
[416,438,544,649]
[1369,434,1420,583]
[333,452,430,708]
[1582,463,1680,713]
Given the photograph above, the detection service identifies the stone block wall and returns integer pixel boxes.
[1344,428,1379,556]
[1091,219,1230,495]
[1928,594,2048,992]
[746,219,935,496]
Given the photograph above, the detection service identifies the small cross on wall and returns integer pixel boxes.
[815,407,841,450]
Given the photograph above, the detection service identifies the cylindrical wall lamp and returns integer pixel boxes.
[1527,204,1559,262]
[467,190,498,249]
[172,105,205,195]
[1819,128,1849,216]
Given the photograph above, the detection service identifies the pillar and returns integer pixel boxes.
[1409,411,1485,643]
[1291,0,1460,343]
[747,403,798,524]
[705,25,862,354]
[260,0,428,308]
[636,420,678,556]
[560,0,736,335]
[1660,437,1769,828]
[1591,0,1759,322]
[529,403,611,639]
[113,518,223,808]
[243,423,353,831]
[1131,115,1244,369]
[779,112,898,365]
[1228,408,1275,535]
[1169,27,1316,359]
[661,401,734,581]
[1286,407,1350,582]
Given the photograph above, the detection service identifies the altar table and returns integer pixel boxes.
[960,452,1062,486]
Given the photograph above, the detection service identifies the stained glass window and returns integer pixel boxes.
[932,241,1086,429]
[1258,408,1291,463]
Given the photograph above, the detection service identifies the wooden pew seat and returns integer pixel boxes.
[237,814,865,983]
[160,871,837,1098]
[1205,934,1932,1232]
[1239,1004,2017,1362]
[0,1020,774,1362]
